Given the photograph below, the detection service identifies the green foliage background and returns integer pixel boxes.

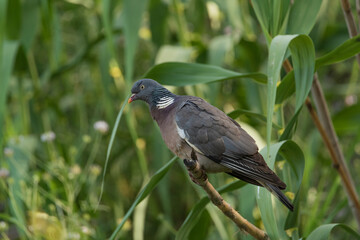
[1,0,360,239]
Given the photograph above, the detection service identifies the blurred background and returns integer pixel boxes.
[1,0,359,239]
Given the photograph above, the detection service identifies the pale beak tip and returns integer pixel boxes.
[128,94,135,103]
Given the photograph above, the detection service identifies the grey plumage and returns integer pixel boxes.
[129,79,294,211]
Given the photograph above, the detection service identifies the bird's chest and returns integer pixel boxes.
[155,115,191,160]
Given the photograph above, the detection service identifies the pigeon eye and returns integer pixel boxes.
[140,84,145,90]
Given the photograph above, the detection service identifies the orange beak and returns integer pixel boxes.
[128,94,135,103]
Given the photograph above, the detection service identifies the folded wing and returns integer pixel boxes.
[175,97,286,189]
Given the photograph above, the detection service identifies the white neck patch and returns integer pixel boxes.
[156,96,174,109]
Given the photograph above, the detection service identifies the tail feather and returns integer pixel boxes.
[262,182,294,211]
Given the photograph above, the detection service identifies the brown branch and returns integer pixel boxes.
[340,0,360,68]
[183,156,269,240]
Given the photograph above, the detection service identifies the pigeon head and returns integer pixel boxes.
[128,79,175,108]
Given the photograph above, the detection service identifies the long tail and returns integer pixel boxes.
[262,182,294,211]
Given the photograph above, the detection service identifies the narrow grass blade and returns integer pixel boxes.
[0,0,7,60]
[306,223,360,240]
[6,0,21,40]
[20,0,39,52]
[144,62,267,85]
[133,196,149,240]
[97,95,129,208]
[109,156,178,240]
[149,0,168,48]
[101,0,116,56]
[123,0,148,82]
[7,138,36,238]
[0,41,18,151]
[176,198,209,240]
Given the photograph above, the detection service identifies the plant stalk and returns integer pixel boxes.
[357,0,360,28]
[340,0,360,68]
[310,74,360,229]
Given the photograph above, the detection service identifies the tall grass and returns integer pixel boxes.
[1,0,360,239]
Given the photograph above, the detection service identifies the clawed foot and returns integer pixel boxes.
[183,156,207,185]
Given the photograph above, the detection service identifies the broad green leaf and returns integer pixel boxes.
[176,180,246,240]
[286,0,322,34]
[98,95,129,206]
[123,0,148,82]
[110,156,178,240]
[276,34,360,104]
[228,109,282,129]
[144,62,267,86]
[266,35,292,153]
[307,223,360,240]
[257,140,305,239]
[266,34,314,155]
[316,34,360,68]
[289,36,315,111]
[0,41,18,152]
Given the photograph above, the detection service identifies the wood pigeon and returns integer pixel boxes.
[128,79,294,211]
